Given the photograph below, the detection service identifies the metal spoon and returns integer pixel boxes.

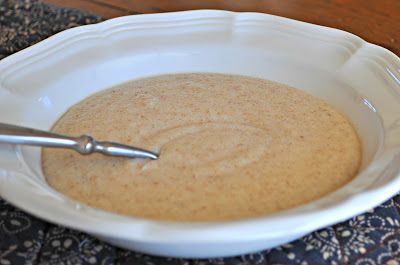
[0,123,158,160]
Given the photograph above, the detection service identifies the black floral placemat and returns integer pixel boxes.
[0,1,400,264]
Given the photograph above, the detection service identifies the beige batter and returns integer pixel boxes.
[42,73,361,221]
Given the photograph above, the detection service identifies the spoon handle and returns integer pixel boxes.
[0,123,158,160]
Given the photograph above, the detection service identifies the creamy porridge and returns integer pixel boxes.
[42,73,361,221]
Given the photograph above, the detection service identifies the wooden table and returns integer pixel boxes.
[46,0,400,56]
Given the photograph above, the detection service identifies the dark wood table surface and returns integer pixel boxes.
[46,0,400,57]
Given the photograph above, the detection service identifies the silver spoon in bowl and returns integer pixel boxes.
[0,123,158,160]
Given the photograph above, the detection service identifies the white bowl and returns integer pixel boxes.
[0,10,399,258]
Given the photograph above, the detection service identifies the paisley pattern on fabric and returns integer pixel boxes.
[0,0,399,264]
[0,0,101,60]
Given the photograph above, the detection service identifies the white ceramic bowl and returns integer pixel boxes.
[0,10,399,258]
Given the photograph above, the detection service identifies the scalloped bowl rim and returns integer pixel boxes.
[0,10,399,255]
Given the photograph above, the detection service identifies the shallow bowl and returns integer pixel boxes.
[0,10,400,258]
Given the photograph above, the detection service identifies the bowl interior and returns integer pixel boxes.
[5,47,384,195]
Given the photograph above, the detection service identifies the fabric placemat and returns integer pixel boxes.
[0,1,399,264]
